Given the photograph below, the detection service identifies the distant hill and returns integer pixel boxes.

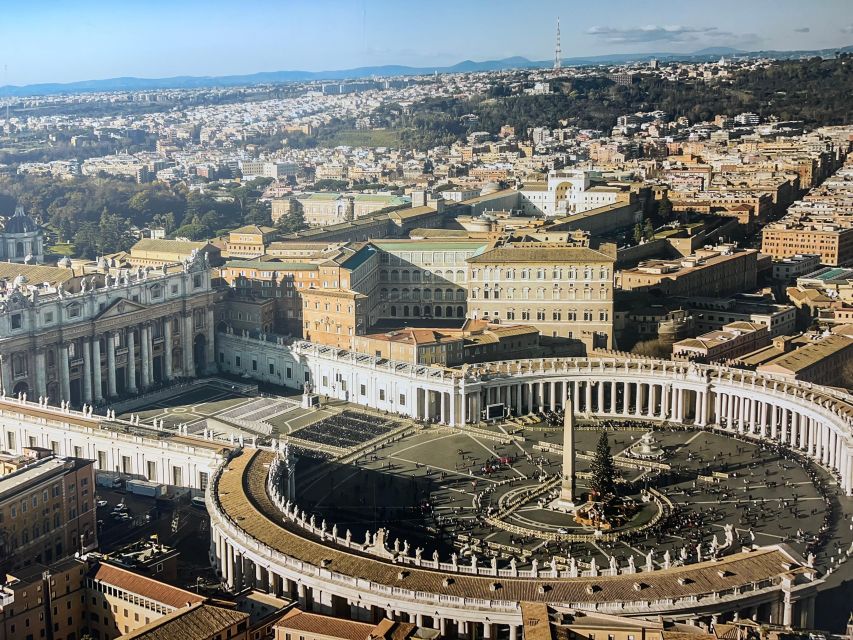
[1,44,851,98]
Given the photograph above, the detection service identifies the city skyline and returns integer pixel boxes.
[0,0,851,86]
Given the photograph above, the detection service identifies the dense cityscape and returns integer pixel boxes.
[0,3,852,640]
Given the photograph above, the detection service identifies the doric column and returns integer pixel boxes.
[727,393,735,430]
[92,336,103,402]
[82,338,93,404]
[515,384,522,414]
[34,351,46,398]
[597,381,605,414]
[635,383,645,417]
[610,381,618,414]
[550,381,556,412]
[538,381,545,413]
[106,332,117,397]
[660,385,669,420]
[163,318,173,381]
[450,390,456,426]
[584,381,592,413]
[127,329,138,394]
[60,344,71,402]
[624,382,632,415]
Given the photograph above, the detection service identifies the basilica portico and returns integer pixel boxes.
[0,251,217,406]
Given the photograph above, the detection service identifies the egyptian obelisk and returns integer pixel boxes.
[560,394,576,505]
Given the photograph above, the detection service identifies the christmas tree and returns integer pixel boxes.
[590,431,616,499]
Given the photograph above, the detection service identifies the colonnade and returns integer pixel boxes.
[210,526,521,640]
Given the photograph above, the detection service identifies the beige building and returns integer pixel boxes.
[619,245,758,298]
[128,239,222,268]
[672,321,769,363]
[274,608,437,640]
[226,225,278,259]
[0,455,97,572]
[761,223,853,266]
[467,234,617,351]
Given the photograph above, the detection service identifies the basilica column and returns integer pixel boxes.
[184,313,195,375]
[585,381,593,413]
[60,344,71,402]
[624,382,632,416]
[106,332,117,397]
[610,381,618,414]
[92,336,103,403]
[163,318,173,381]
[206,307,216,373]
[597,381,605,414]
[82,338,93,404]
[127,329,138,394]
[34,351,46,398]
[140,324,151,389]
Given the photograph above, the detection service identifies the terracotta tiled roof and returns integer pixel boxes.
[275,608,374,640]
[118,602,247,640]
[90,562,204,609]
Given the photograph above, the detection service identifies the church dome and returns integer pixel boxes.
[4,207,39,235]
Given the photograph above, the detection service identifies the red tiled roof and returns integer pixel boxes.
[90,562,204,609]
[275,608,374,640]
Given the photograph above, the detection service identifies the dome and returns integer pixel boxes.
[4,207,39,235]
[479,182,500,196]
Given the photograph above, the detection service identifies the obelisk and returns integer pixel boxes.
[560,394,576,505]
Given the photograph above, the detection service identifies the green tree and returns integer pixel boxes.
[633,223,643,244]
[643,219,655,240]
[589,431,616,499]
[658,196,673,221]
[97,209,136,254]
[73,222,100,259]
[276,205,307,234]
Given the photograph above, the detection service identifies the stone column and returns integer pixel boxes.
[106,332,117,397]
[206,307,216,371]
[127,329,138,394]
[82,338,93,404]
[610,381,618,414]
[624,382,632,416]
[60,344,71,402]
[140,324,151,389]
[597,381,605,414]
[34,351,46,398]
[92,337,103,403]
[163,318,173,381]
[585,381,592,413]
[515,384,522,415]
[184,313,195,375]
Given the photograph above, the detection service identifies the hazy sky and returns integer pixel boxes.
[1,0,851,85]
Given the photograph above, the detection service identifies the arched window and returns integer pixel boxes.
[456,306,464,317]
[390,306,397,317]
[15,242,24,258]
[435,306,442,317]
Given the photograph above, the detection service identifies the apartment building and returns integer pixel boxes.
[466,234,617,351]
[672,321,769,363]
[0,455,97,572]
[761,223,853,266]
[680,295,796,338]
[226,225,278,259]
[619,245,758,298]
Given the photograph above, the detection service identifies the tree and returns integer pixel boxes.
[589,431,616,499]
[72,222,100,259]
[643,219,655,241]
[276,205,307,234]
[658,195,673,222]
[633,223,644,244]
[97,209,135,254]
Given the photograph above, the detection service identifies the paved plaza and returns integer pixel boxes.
[295,418,853,576]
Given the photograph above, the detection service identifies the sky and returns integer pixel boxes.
[0,0,852,86]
